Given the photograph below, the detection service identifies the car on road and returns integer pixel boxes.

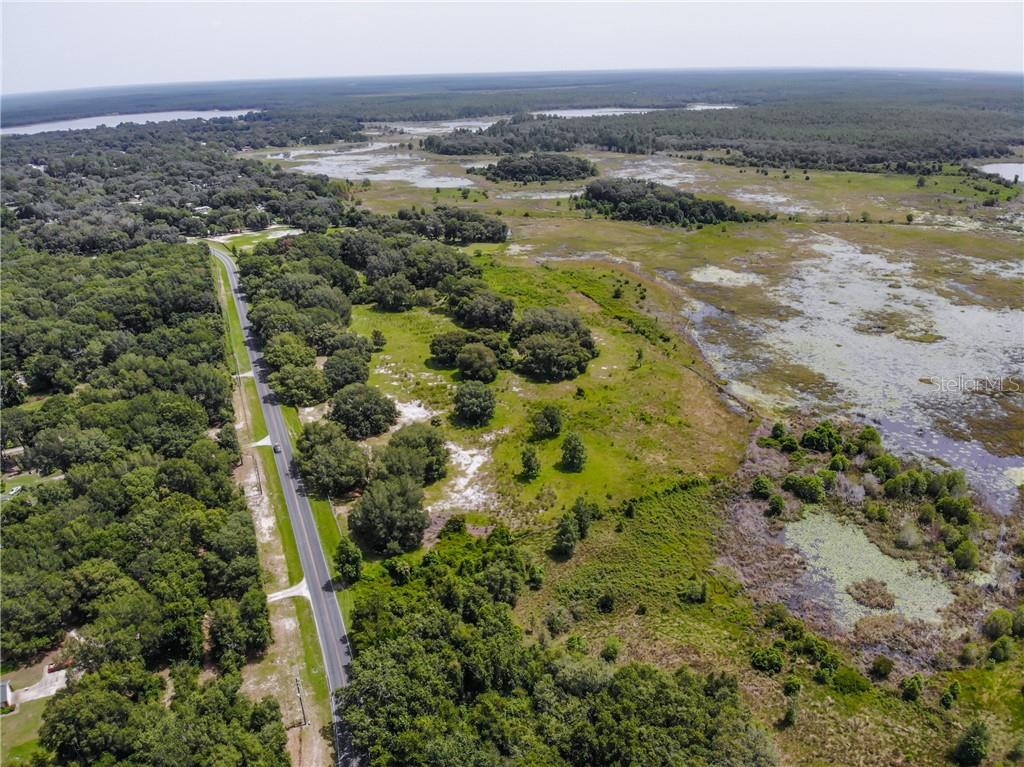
[273,443,282,453]
[47,658,72,673]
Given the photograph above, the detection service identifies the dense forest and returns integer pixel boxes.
[423,102,1023,171]
[578,177,767,226]
[467,153,597,183]
[0,115,362,254]
[0,240,288,764]
[340,522,777,766]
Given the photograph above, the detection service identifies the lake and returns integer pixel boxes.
[979,162,1024,183]
[1,109,254,135]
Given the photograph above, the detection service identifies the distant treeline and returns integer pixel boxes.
[466,152,597,182]
[5,69,1020,126]
[578,178,769,226]
[423,102,1024,171]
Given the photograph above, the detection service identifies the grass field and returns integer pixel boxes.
[1,698,47,764]
[246,140,1024,766]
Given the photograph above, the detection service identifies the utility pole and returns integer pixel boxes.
[295,677,308,727]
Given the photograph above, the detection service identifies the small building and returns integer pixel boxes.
[0,680,13,707]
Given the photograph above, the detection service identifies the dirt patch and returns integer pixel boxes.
[241,600,331,767]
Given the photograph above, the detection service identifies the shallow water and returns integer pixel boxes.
[1,109,253,135]
[785,512,954,629]
[375,117,500,135]
[531,107,658,119]
[979,162,1024,183]
[683,232,1023,512]
[290,142,474,188]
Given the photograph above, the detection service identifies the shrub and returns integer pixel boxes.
[937,496,973,524]
[767,494,786,517]
[988,635,1014,662]
[901,673,923,701]
[953,540,980,571]
[600,636,623,663]
[828,453,850,471]
[552,513,579,556]
[349,474,428,554]
[570,496,597,539]
[530,404,563,440]
[520,446,540,480]
[782,473,825,503]
[678,578,708,604]
[334,537,363,584]
[324,349,370,391]
[781,697,799,728]
[456,343,498,383]
[751,474,774,499]
[983,608,1014,640]
[782,677,803,697]
[940,680,961,709]
[870,655,894,679]
[453,381,496,426]
[817,468,837,491]
[597,594,615,613]
[561,432,587,472]
[832,666,871,694]
[800,420,842,452]
[770,421,787,439]
[868,453,902,481]
[779,435,800,453]
[330,384,398,440]
[750,646,784,674]
[1014,606,1024,637]
[952,720,990,767]
[546,608,572,636]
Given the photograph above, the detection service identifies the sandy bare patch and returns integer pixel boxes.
[424,440,497,544]
[391,400,441,431]
[299,402,329,424]
[688,265,764,287]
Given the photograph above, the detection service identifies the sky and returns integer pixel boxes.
[3,1,1022,95]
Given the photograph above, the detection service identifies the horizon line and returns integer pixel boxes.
[4,64,1022,100]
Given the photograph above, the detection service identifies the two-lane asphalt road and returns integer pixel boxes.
[211,245,355,764]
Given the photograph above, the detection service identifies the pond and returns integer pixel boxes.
[979,162,1024,183]
[531,107,658,118]
[785,512,955,629]
[1,109,254,135]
